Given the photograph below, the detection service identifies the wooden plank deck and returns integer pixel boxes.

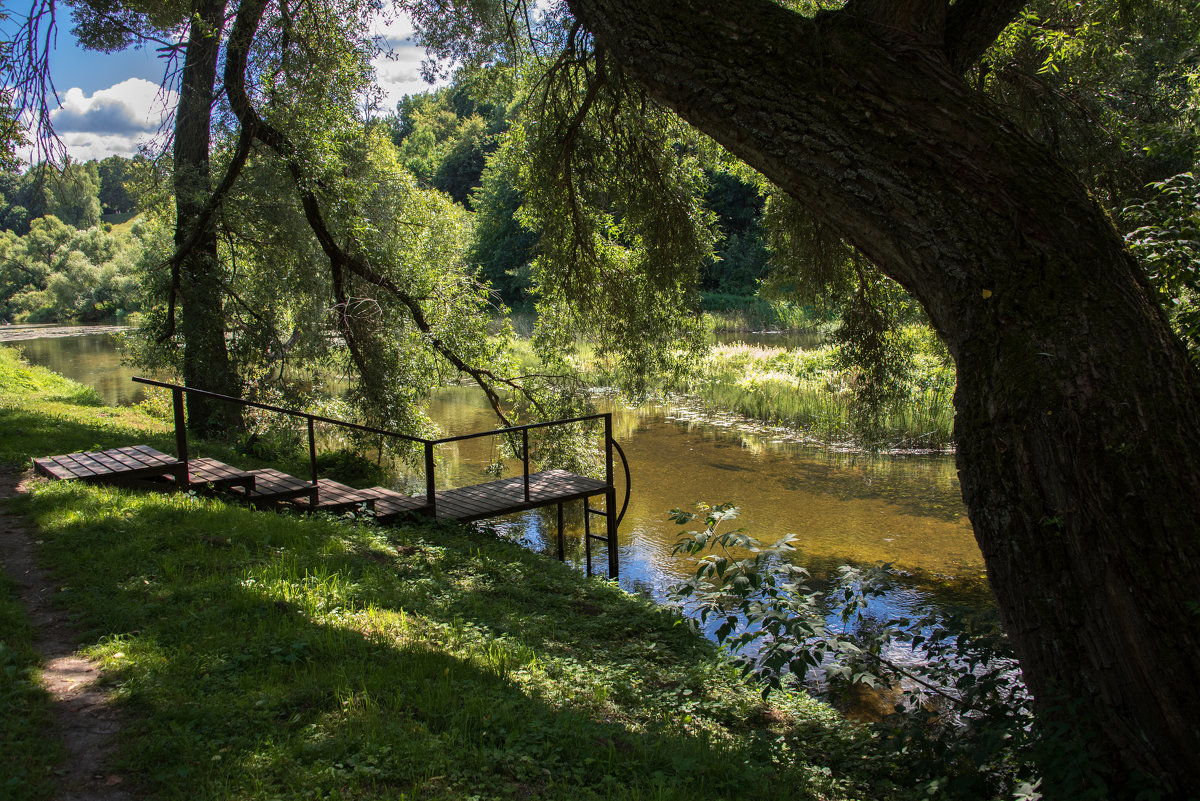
[33,448,611,527]
[34,445,184,484]
[180,457,257,491]
[363,486,430,522]
[431,469,609,522]
[287,478,378,515]
[230,468,315,507]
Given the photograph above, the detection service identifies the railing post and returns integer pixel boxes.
[557,502,565,561]
[522,428,530,502]
[604,413,613,488]
[172,387,188,470]
[424,441,437,517]
[603,414,618,579]
[606,488,619,579]
[307,416,318,485]
[584,500,592,577]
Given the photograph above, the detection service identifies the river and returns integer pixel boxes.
[4,328,988,620]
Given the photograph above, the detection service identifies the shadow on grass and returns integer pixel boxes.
[0,406,175,469]
[13,480,899,801]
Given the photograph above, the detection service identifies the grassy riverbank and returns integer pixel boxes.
[680,338,955,451]
[518,326,956,451]
[0,347,914,801]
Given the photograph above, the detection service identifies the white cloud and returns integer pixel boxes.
[369,14,447,113]
[41,78,175,160]
[54,132,154,162]
[23,13,445,163]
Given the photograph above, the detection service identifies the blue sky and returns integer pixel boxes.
[48,37,164,95]
[26,13,438,163]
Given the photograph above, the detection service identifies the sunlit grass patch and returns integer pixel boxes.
[12,477,905,800]
[684,340,954,450]
[0,345,105,407]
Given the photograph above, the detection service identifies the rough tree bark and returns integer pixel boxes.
[173,0,240,435]
[565,0,1200,795]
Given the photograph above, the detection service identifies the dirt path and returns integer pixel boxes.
[0,468,131,801]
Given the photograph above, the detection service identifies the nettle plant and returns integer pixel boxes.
[668,503,1051,799]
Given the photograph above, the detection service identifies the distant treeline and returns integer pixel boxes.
[1,155,154,325]
[0,154,142,234]
[383,87,773,309]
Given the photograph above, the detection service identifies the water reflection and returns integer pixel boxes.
[11,332,147,406]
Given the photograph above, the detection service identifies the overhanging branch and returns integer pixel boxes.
[222,0,545,426]
[944,0,1029,73]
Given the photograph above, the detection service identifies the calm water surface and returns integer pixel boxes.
[9,331,986,616]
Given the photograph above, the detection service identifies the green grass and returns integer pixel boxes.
[505,320,954,450]
[0,346,915,800]
[678,340,955,451]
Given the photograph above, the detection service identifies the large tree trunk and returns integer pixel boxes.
[567,0,1200,794]
[174,0,239,436]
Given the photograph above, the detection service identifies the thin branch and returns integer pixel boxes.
[3,0,66,163]
[222,0,545,426]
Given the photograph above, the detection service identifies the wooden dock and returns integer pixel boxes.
[33,378,630,578]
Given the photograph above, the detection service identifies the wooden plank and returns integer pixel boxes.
[177,457,256,491]
[360,487,430,522]
[231,468,314,507]
[33,446,182,485]
[432,470,609,522]
[287,478,378,514]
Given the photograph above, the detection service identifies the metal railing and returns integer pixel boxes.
[132,377,631,541]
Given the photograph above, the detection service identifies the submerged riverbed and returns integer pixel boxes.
[8,329,988,618]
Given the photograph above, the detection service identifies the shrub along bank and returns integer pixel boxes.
[0,346,913,801]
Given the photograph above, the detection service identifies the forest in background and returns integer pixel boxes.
[0,100,786,329]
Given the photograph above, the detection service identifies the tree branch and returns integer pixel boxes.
[944,0,1029,73]
[222,0,545,427]
[3,0,66,164]
[841,0,947,42]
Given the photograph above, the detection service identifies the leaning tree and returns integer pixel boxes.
[404,0,1200,795]
[567,0,1200,795]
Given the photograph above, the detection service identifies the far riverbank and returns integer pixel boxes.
[0,324,130,342]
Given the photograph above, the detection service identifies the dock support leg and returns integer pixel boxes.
[584,499,592,577]
[606,488,618,579]
[172,387,189,487]
[556,502,565,561]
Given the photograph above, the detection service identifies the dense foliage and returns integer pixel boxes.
[0,213,155,324]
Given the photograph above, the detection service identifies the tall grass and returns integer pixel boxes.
[679,340,955,450]
[699,294,827,333]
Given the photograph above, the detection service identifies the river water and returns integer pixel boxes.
[5,329,988,618]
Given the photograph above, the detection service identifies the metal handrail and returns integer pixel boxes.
[133,376,426,444]
[132,377,623,523]
[612,439,632,528]
[134,376,610,446]
[430,412,609,445]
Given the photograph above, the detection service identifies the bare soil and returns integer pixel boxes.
[0,467,131,801]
